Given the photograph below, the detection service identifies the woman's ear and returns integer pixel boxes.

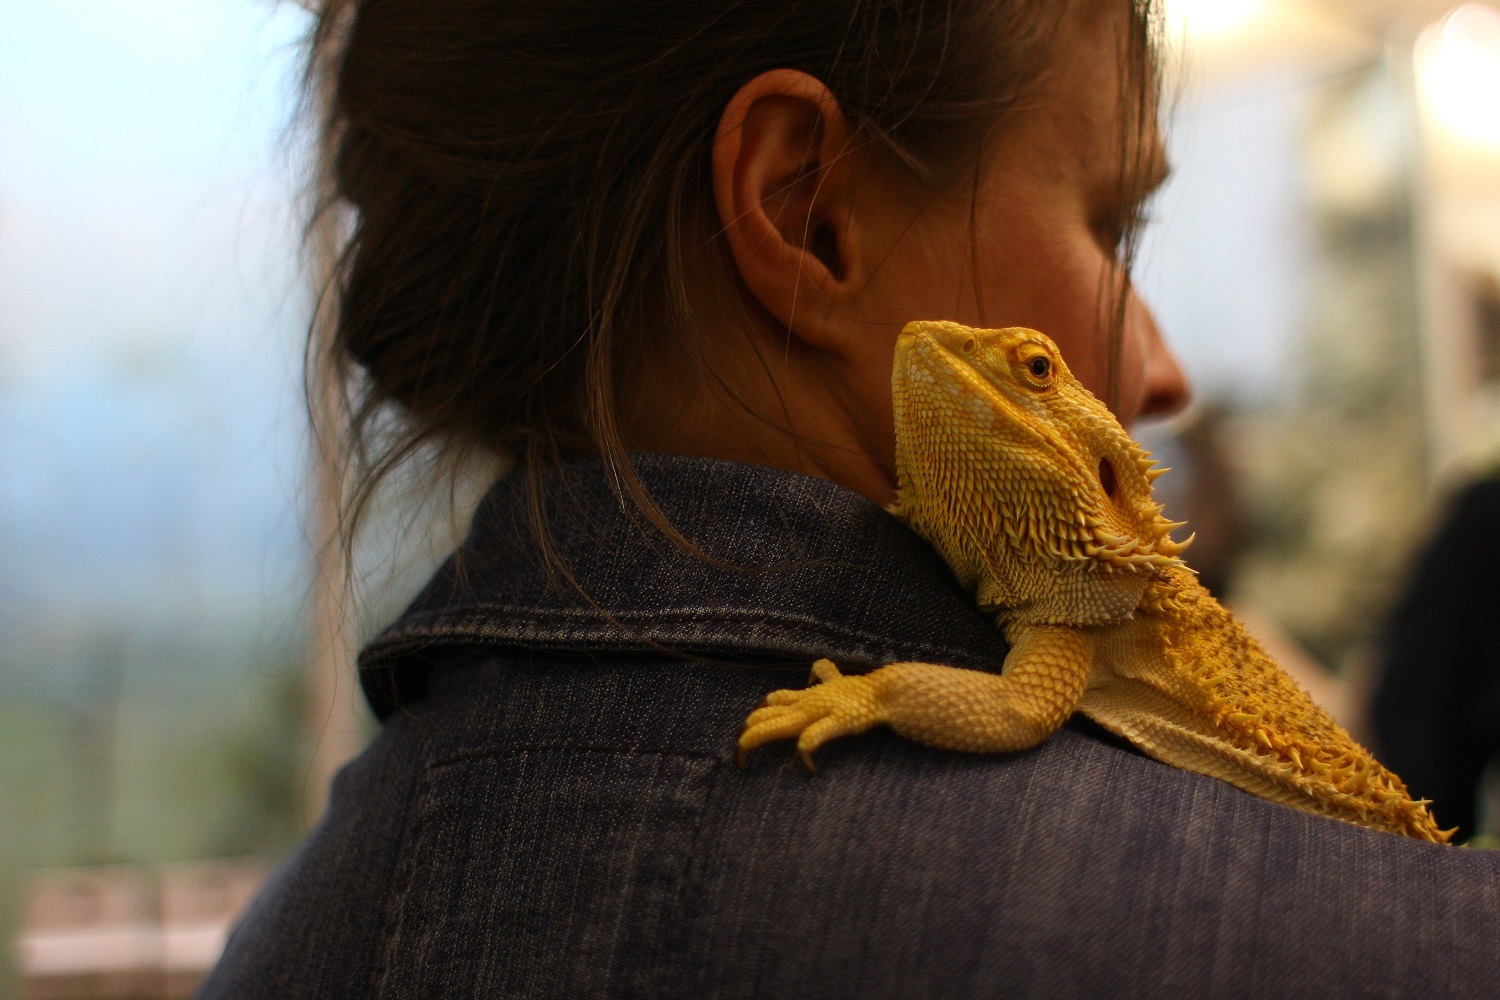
[712,69,864,352]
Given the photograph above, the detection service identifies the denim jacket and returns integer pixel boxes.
[203,454,1500,999]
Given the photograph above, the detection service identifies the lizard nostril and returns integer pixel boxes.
[1098,457,1117,499]
[960,338,977,354]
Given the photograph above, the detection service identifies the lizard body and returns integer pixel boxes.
[739,320,1451,844]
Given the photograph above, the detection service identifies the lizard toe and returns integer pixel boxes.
[810,658,844,683]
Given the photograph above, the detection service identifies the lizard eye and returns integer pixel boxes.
[1028,356,1050,379]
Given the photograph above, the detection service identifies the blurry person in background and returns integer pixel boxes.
[1376,473,1500,843]
[200,0,1500,997]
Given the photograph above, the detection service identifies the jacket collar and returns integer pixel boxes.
[359,453,1008,718]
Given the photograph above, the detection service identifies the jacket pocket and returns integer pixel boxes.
[374,747,717,1000]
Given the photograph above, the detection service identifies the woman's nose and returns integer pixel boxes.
[1136,303,1190,420]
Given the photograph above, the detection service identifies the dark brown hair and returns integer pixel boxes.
[307,0,1163,564]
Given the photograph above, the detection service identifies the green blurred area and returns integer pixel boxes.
[0,627,311,991]
[2,629,307,861]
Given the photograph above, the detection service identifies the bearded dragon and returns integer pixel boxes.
[738,320,1451,844]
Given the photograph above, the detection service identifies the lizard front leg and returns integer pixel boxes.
[737,625,1094,767]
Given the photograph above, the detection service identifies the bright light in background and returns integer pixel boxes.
[1166,0,1270,45]
[1160,0,1366,86]
[1416,3,1500,151]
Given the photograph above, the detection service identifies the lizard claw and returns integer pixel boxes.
[737,659,885,768]
[811,657,843,683]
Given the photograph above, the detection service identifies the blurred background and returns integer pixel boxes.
[3,0,1500,995]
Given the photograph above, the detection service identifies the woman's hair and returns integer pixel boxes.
[306,0,1163,561]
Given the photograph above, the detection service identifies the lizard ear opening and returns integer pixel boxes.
[1098,457,1118,499]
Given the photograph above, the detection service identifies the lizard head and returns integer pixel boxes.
[890,320,1191,626]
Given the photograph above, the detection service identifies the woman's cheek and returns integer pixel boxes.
[1042,257,1120,399]
[1116,329,1149,425]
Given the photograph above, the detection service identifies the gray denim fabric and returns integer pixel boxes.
[202,455,1500,999]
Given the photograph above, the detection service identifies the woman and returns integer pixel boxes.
[203,0,1500,996]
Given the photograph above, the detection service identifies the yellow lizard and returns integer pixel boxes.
[739,320,1452,844]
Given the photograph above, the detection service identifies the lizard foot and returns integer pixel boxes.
[737,659,884,770]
